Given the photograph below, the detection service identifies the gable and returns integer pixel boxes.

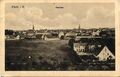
[97,46,115,59]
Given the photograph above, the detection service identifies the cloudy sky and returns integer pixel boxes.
[5,3,115,30]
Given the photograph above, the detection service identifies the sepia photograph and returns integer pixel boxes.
[4,2,116,71]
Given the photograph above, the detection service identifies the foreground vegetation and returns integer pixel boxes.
[5,39,115,71]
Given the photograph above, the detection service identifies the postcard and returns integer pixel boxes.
[0,0,120,77]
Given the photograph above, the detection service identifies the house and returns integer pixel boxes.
[65,32,77,40]
[88,44,96,51]
[58,31,64,39]
[41,33,59,40]
[5,35,10,39]
[73,42,87,54]
[73,42,115,61]
[96,46,115,61]
[19,33,26,39]
[73,42,98,61]
[14,35,20,40]
[92,29,101,36]
[26,30,36,39]
[41,33,50,40]
[25,25,36,39]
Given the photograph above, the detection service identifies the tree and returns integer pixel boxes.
[5,29,14,35]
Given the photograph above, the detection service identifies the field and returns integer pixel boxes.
[5,39,78,70]
[5,39,115,71]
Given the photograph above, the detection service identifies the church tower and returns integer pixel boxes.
[32,25,35,30]
[78,24,81,32]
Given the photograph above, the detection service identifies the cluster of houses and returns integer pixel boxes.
[5,25,115,41]
[72,37,115,61]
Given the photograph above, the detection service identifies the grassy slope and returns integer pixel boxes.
[5,40,74,70]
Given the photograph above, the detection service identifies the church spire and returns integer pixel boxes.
[78,24,80,30]
[78,24,81,32]
[32,25,35,30]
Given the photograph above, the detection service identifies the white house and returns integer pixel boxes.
[73,43,86,53]
[97,46,115,61]
[65,32,76,37]
[58,31,64,38]
[15,35,20,40]
[92,29,101,36]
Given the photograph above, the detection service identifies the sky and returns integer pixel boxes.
[5,3,115,30]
